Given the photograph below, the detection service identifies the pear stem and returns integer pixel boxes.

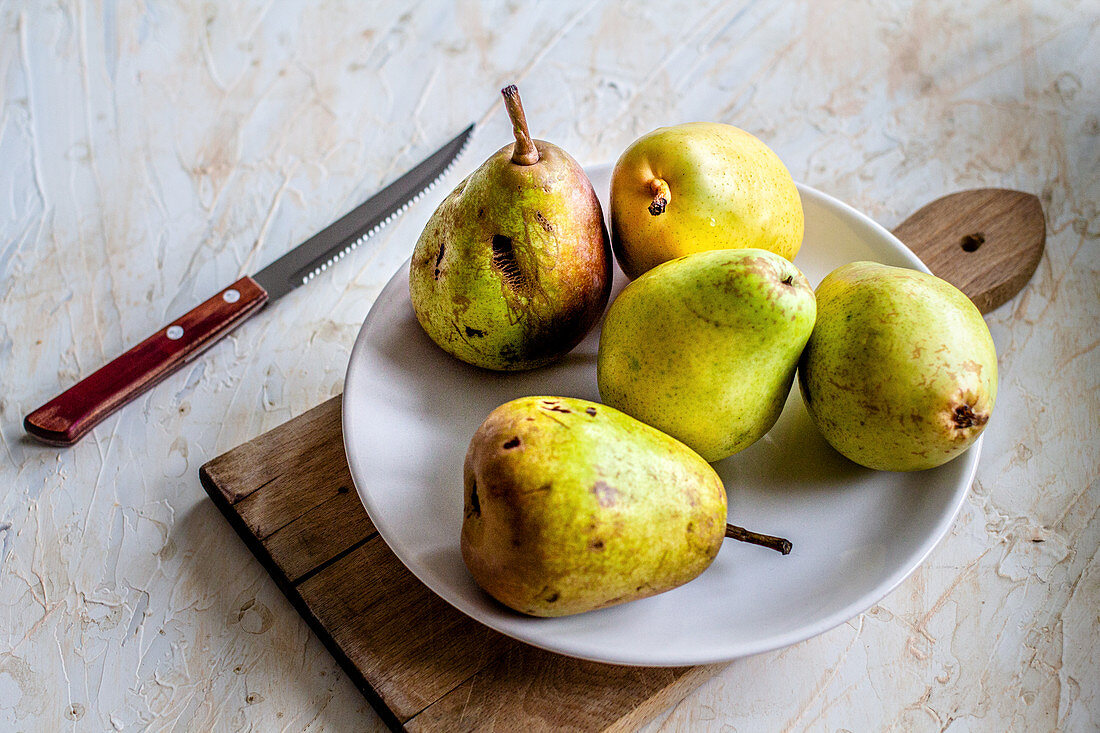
[725,524,792,555]
[501,84,539,166]
[648,179,670,215]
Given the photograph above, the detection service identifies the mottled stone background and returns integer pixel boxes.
[1,1,1096,730]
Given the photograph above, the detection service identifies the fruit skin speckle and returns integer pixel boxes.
[798,261,998,472]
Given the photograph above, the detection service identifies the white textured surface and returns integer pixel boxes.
[1,2,1096,730]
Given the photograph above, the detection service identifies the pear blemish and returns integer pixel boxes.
[490,234,524,290]
[432,243,445,279]
[591,481,618,507]
[952,404,987,430]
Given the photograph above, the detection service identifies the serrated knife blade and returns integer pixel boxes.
[254,123,473,300]
[25,123,475,446]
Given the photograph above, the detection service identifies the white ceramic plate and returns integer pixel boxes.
[342,164,979,667]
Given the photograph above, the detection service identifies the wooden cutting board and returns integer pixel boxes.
[201,397,721,731]
[199,189,1043,732]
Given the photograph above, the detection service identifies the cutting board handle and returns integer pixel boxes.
[889,188,1045,314]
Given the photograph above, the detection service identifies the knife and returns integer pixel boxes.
[25,124,475,446]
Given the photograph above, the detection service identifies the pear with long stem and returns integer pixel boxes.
[410,85,612,371]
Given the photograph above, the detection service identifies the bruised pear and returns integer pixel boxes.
[798,262,998,471]
[409,85,611,370]
[461,396,790,617]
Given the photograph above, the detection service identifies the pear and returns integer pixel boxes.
[610,122,804,279]
[461,396,790,617]
[409,85,611,370]
[597,249,816,462]
[798,262,998,471]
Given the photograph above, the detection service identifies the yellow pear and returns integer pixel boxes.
[610,122,803,279]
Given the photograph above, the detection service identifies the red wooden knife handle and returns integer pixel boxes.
[25,276,268,446]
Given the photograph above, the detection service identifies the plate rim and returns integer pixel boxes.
[341,172,980,666]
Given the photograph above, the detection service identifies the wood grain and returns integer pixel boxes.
[890,188,1045,314]
[264,485,376,583]
[200,396,716,731]
[407,647,721,733]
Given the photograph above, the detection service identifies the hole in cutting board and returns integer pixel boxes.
[960,232,985,252]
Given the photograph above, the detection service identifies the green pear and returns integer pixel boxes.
[597,249,817,462]
[461,396,789,617]
[410,85,611,370]
[610,122,804,279]
[798,261,998,471]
